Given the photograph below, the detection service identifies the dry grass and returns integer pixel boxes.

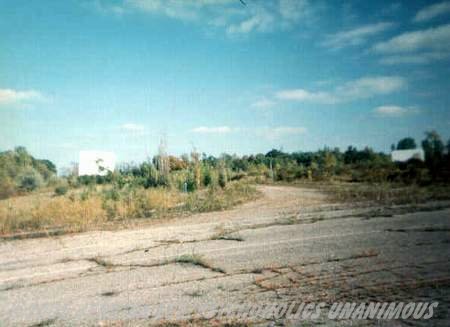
[184,182,260,213]
[0,187,182,235]
[0,195,106,234]
[294,181,450,205]
[0,182,259,237]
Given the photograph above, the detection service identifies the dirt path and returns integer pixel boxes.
[0,185,449,326]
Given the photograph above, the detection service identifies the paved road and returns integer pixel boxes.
[0,186,449,326]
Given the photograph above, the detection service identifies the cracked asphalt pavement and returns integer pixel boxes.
[0,186,449,326]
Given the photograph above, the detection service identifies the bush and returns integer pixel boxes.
[0,175,16,199]
[218,169,227,188]
[80,189,91,201]
[202,168,213,187]
[54,185,69,196]
[17,169,44,192]
[184,182,259,213]
[102,187,121,201]
[132,188,181,218]
[185,172,197,192]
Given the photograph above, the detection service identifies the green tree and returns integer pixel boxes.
[323,152,337,177]
[396,137,417,150]
[422,131,444,180]
[422,131,444,162]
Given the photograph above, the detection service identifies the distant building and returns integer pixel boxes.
[78,151,116,176]
[391,149,425,162]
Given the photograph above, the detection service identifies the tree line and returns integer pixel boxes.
[1,130,449,200]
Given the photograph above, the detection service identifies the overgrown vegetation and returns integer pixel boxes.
[0,181,258,235]
[312,182,450,205]
[0,147,57,199]
[1,130,449,235]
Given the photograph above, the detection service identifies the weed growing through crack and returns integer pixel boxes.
[29,319,57,327]
[174,254,225,274]
[184,290,204,298]
[211,225,244,242]
[88,257,114,268]
[174,254,209,268]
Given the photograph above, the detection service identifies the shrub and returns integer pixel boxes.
[0,175,16,199]
[17,168,44,192]
[202,167,213,187]
[218,169,227,188]
[54,185,68,196]
[102,187,121,201]
[80,189,91,201]
[185,172,197,192]
[132,188,182,218]
[184,182,259,213]
[230,171,246,181]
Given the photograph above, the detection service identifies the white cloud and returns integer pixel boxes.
[226,9,274,35]
[226,0,318,36]
[120,123,145,132]
[373,105,414,117]
[276,89,337,104]
[251,98,276,109]
[279,0,312,23]
[336,76,406,99]
[90,0,127,16]
[126,0,199,20]
[413,1,450,23]
[191,126,233,134]
[379,51,450,65]
[321,22,394,50]
[373,23,450,64]
[270,126,307,135]
[98,0,318,36]
[0,88,43,105]
[259,126,307,141]
[276,76,406,104]
[190,125,306,140]
[373,24,450,54]
[242,126,308,141]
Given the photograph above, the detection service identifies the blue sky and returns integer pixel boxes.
[1,0,450,168]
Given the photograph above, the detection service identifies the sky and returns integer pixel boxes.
[1,0,450,169]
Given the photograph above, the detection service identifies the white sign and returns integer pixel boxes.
[78,151,116,176]
[391,149,424,162]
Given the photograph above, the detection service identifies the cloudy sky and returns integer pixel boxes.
[1,0,450,167]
